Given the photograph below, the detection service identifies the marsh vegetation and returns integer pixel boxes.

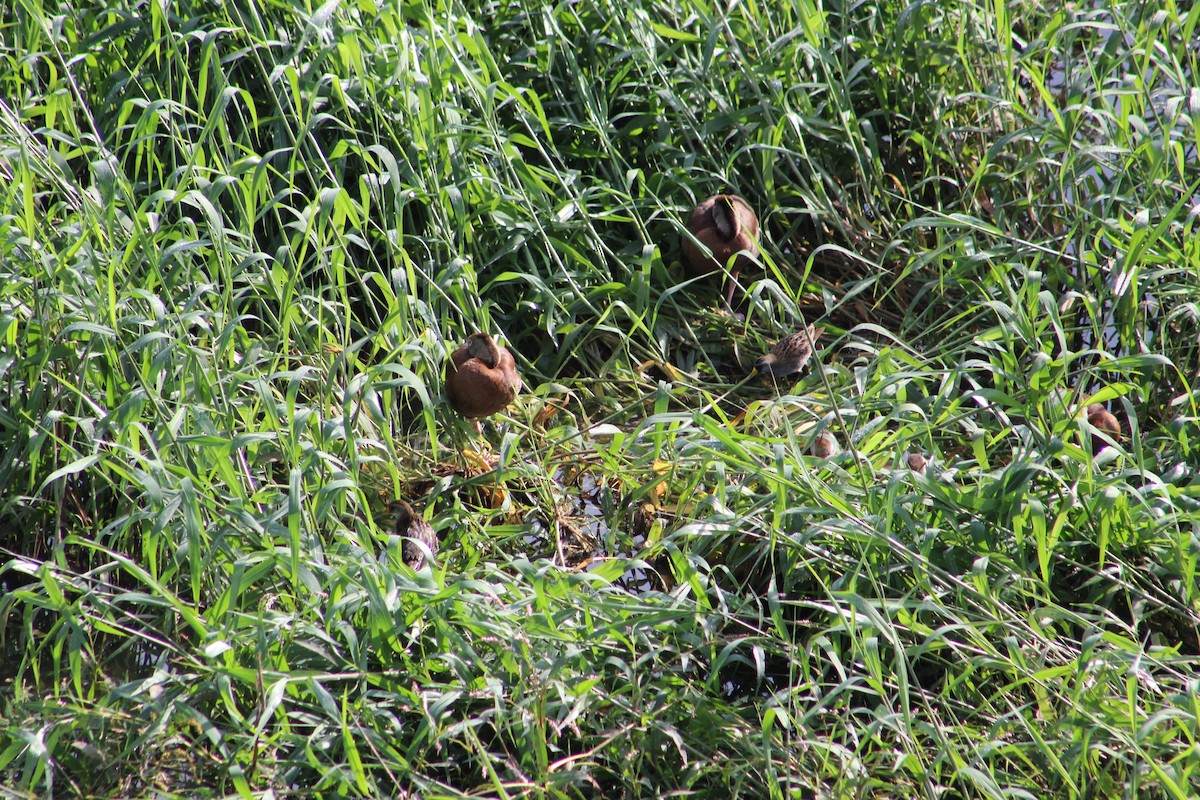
[1,0,1198,797]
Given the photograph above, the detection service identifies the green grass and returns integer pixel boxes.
[1,0,1199,797]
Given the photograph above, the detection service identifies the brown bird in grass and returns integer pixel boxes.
[1086,402,1121,449]
[445,332,522,419]
[906,452,929,474]
[755,324,826,378]
[811,430,840,458]
[391,500,439,570]
[682,194,760,306]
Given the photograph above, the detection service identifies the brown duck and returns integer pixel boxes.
[391,500,439,570]
[755,324,825,378]
[811,430,840,458]
[682,194,759,305]
[1086,402,1121,450]
[445,332,522,418]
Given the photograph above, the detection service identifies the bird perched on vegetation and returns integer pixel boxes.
[811,430,840,458]
[755,324,825,378]
[445,332,522,419]
[1086,402,1121,449]
[682,194,759,305]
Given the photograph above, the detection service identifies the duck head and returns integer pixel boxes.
[682,194,759,305]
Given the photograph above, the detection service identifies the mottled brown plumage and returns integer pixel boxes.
[755,324,825,378]
[906,452,929,474]
[391,500,438,570]
[682,194,759,305]
[445,332,522,419]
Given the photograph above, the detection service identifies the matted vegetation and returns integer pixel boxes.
[1,0,1198,797]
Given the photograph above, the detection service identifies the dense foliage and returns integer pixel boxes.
[1,0,1198,797]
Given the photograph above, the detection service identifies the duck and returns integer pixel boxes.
[755,324,825,378]
[445,332,522,419]
[682,194,759,305]
[1085,402,1121,449]
[391,499,439,570]
[811,430,840,458]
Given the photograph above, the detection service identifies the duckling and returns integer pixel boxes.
[682,194,759,305]
[811,430,840,458]
[1086,402,1121,449]
[391,499,438,570]
[755,324,826,378]
[445,332,522,419]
